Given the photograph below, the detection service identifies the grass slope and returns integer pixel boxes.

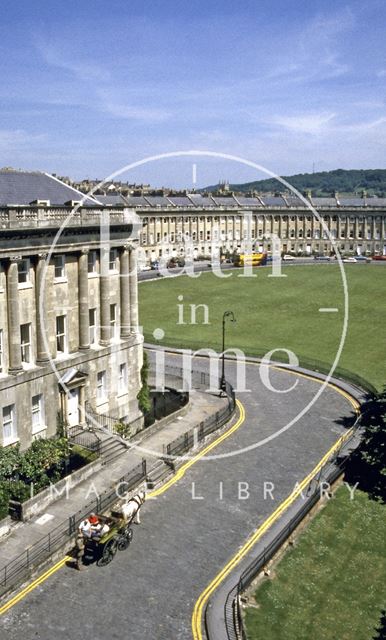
[139,265,386,390]
[205,168,386,196]
[244,488,386,640]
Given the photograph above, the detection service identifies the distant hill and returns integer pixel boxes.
[205,169,386,197]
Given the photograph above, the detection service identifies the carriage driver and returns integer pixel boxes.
[79,513,110,539]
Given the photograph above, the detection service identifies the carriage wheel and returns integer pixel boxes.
[97,538,118,566]
[117,527,133,551]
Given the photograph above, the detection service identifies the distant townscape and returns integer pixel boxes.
[0,167,385,266]
[17,167,386,199]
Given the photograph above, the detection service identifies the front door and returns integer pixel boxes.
[67,388,80,427]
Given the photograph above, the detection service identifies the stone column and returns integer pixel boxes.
[120,246,131,337]
[78,249,90,350]
[6,257,22,374]
[99,248,110,346]
[79,385,86,427]
[354,217,359,240]
[35,253,50,363]
[345,217,350,242]
[129,248,139,332]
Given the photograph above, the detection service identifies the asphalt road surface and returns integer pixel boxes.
[0,356,357,640]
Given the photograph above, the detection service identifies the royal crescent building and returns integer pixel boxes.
[95,189,386,260]
[1,168,386,449]
[0,170,143,450]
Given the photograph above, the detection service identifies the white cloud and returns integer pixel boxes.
[99,100,171,123]
[269,112,336,135]
[35,40,110,82]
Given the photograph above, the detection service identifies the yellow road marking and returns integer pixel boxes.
[191,417,358,639]
[151,347,361,414]
[148,399,245,499]
[0,402,245,616]
[270,364,361,413]
[0,360,360,621]
[0,556,70,616]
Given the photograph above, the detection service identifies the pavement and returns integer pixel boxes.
[0,387,228,569]
[0,353,362,640]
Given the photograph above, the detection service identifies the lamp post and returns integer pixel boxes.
[220,310,235,392]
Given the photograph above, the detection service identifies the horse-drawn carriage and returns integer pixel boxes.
[83,512,134,566]
[79,492,145,567]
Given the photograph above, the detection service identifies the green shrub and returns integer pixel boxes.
[137,351,151,415]
[0,444,21,478]
[0,437,72,511]
[0,481,10,519]
[113,421,131,439]
[8,479,31,503]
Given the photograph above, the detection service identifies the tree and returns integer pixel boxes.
[137,351,151,415]
[349,390,386,501]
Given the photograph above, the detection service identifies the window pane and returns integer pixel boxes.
[20,323,31,362]
[3,404,16,441]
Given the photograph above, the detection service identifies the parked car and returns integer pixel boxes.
[343,257,357,263]
[314,255,330,261]
[283,254,295,261]
[355,255,372,263]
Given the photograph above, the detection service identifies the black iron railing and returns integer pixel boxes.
[211,417,364,640]
[0,460,147,597]
[67,425,102,454]
[0,370,237,599]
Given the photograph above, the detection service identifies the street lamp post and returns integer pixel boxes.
[220,310,235,393]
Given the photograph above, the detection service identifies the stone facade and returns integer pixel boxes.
[0,206,143,450]
[1,195,385,449]
[139,206,386,260]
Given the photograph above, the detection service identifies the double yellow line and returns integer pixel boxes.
[191,388,360,640]
[0,368,360,627]
[148,400,245,499]
[0,556,70,616]
[0,400,245,617]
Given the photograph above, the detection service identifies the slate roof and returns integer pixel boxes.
[0,169,101,206]
[95,194,126,205]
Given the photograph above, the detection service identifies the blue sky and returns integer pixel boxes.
[1,0,386,187]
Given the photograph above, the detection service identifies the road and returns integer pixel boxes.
[0,356,358,640]
[138,258,385,282]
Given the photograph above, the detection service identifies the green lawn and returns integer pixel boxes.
[139,264,386,391]
[244,488,386,640]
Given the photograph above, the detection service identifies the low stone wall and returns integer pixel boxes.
[10,457,103,522]
[137,403,190,442]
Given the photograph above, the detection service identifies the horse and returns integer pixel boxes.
[119,490,146,524]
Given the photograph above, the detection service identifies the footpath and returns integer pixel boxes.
[0,389,228,576]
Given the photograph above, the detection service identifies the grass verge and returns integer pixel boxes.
[139,264,386,391]
[244,487,386,640]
